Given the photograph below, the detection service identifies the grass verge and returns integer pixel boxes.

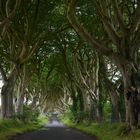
[0,117,48,140]
[62,118,140,140]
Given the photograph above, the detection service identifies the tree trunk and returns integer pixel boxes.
[16,65,25,117]
[110,89,121,122]
[1,69,18,118]
[16,80,24,117]
[98,104,103,122]
[31,96,38,109]
[89,98,95,121]
[89,101,103,122]
[122,65,140,130]
[82,91,90,115]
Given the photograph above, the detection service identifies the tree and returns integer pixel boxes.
[67,0,140,130]
[0,0,64,118]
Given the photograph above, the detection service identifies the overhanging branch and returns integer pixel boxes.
[0,0,21,28]
[67,0,113,56]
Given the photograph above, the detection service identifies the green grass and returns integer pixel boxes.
[0,117,48,140]
[62,118,140,140]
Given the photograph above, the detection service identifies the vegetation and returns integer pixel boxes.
[0,117,48,140]
[63,118,140,140]
[0,0,140,139]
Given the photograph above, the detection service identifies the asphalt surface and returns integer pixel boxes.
[12,119,96,140]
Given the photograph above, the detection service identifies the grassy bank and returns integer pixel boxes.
[63,118,140,140]
[0,117,48,140]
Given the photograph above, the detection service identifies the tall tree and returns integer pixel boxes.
[67,0,140,130]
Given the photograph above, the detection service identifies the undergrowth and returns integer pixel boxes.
[0,117,48,140]
[62,118,140,140]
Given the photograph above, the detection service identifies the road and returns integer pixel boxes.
[12,119,96,140]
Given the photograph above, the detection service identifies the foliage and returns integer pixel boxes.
[103,101,112,122]
[63,118,140,140]
[65,106,88,123]
[0,0,140,137]
[22,105,40,122]
[0,117,48,140]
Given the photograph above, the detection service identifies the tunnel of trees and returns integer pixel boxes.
[0,0,140,134]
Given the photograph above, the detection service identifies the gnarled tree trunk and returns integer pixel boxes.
[122,64,140,130]
[1,69,18,118]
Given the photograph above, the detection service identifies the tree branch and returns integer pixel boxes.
[67,0,113,56]
[20,32,47,64]
[130,3,140,34]
[95,0,121,45]
[0,0,21,28]
[112,0,128,33]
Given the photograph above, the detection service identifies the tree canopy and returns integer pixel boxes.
[0,0,140,133]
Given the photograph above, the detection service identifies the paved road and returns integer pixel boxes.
[12,119,96,140]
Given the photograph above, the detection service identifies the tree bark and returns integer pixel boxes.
[16,65,25,117]
[110,88,121,123]
[122,64,140,130]
[1,69,18,118]
[16,79,24,117]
